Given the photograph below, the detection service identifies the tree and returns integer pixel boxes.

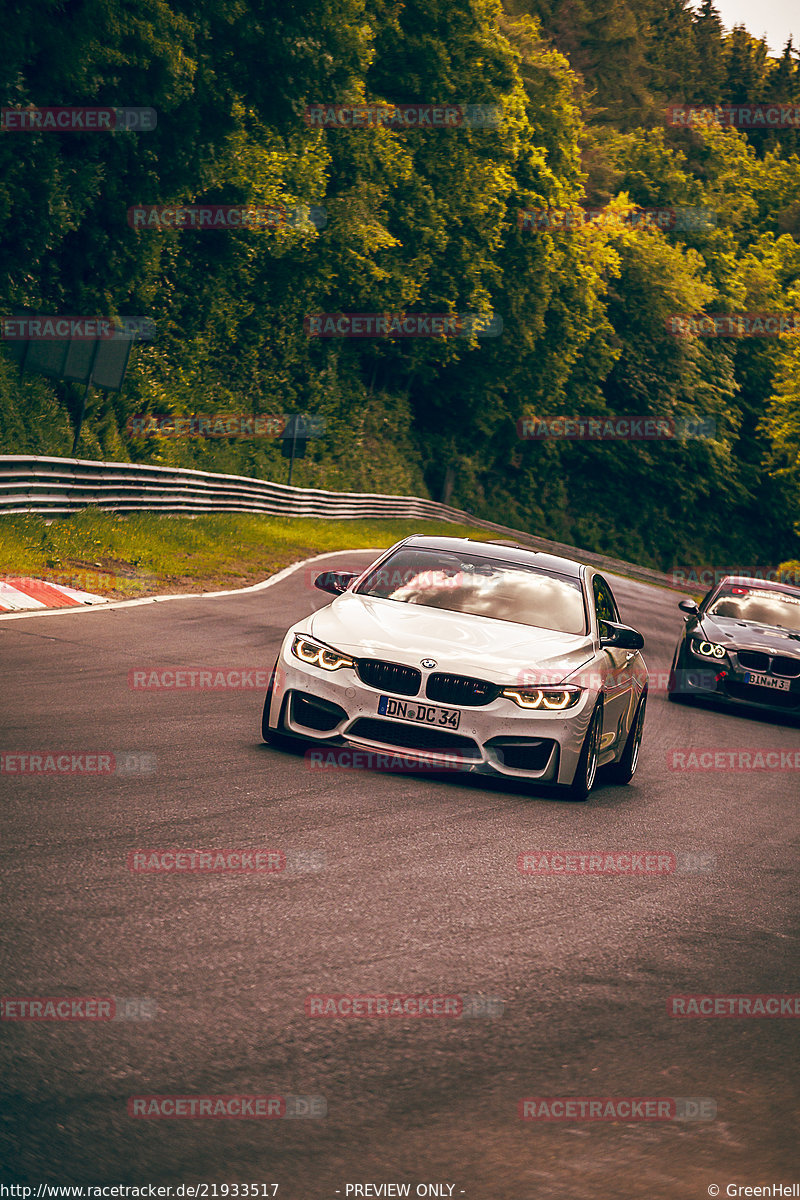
[692,0,726,104]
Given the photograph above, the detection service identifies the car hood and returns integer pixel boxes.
[306,593,595,685]
[698,614,800,653]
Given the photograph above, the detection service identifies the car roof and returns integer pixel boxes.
[714,575,800,598]
[397,535,584,579]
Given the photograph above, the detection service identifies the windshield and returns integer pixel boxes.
[355,547,587,635]
[706,585,800,633]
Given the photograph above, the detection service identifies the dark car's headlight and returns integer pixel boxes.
[501,686,583,710]
[292,635,355,671]
[691,637,727,660]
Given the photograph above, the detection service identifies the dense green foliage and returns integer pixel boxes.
[1,0,798,568]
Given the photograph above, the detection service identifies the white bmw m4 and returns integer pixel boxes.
[262,536,648,800]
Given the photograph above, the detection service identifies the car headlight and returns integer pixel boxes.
[691,638,727,660]
[501,686,583,710]
[291,635,355,671]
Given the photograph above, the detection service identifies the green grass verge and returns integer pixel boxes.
[0,510,502,599]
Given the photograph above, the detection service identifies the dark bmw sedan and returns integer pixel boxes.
[668,575,800,715]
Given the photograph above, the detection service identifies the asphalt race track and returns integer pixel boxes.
[1,550,798,1198]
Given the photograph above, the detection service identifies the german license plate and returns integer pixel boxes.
[745,671,790,691]
[377,695,461,729]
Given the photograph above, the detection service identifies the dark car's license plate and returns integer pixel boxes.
[378,695,461,729]
[744,671,790,692]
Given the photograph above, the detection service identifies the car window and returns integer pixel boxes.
[593,576,619,626]
[356,547,587,635]
[706,585,800,633]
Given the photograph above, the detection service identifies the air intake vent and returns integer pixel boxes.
[348,718,481,757]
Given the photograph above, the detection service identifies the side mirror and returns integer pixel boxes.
[678,599,700,615]
[600,620,645,651]
[314,571,358,595]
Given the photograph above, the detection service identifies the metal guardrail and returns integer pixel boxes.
[0,454,506,525]
[0,454,686,592]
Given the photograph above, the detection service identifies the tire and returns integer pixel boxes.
[605,689,647,784]
[562,701,603,802]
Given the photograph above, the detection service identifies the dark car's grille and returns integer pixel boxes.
[736,649,770,672]
[725,682,800,709]
[735,649,800,679]
[347,718,481,758]
[425,672,501,707]
[356,659,421,696]
[771,656,800,678]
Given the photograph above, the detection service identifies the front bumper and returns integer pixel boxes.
[267,639,601,786]
[673,646,800,714]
